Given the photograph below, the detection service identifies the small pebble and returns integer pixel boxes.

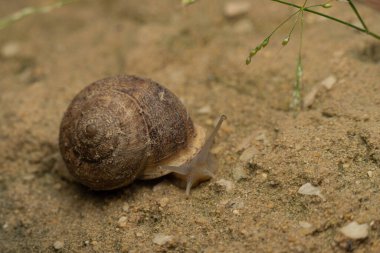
[53,241,64,250]
[23,174,35,181]
[117,216,128,228]
[295,144,303,151]
[224,1,251,18]
[215,179,235,192]
[340,221,369,239]
[197,105,211,114]
[1,42,19,58]
[321,75,337,90]
[122,203,129,212]
[91,240,100,251]
[195,217,208,225]
[158,197,169,207]
[303,86,319,108]
[136,232,143,237]
[232,166,248,182]
[298,183,325,200]
[240,229,249,236]
[267,202,274,209]
[367,171,373,178]
[299,221,313,229]
[232,209,240,215]
[158,91,165,101]
[152,233,173,246]
[239,146,259,162]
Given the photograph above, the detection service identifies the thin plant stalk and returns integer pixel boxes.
[0,0,77,30]
[347,0,368,30]
[271,0,380,40]
[246,0,380,111]
[290,0,307,111]
[246,11,299,64]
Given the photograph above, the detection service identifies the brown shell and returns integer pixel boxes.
[59,75,195,190]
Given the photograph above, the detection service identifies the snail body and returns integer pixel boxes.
[59,75,225,194]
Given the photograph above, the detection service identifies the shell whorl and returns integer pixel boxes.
[59,75,194,190]
[74,106,119,162]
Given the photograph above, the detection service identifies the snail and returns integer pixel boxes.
[59,75,226,195]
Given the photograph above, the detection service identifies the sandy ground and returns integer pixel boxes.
[1,0,380,252]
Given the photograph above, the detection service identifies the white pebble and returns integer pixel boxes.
[340,221,369,239]
[298,183,325,200]
[53,241,64,250]
[152,233,173,246]
[158,197,169,207]
[122,203,129,212]
[224,1,251,18]
[23,174,35,181]
[303,85,319,108]
[2,223,8,230]
[216,179,235,192]
[1,42,19,58]
[367,171,373,178]
[117,216,128,228]
[299,221,313,229]
[320,75,337,90]
[197,105,211,114]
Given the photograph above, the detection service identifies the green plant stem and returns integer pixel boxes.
[291,0,307,111]
[287,9,301,39]
[347,0,368,30]
[271,0,380,40]
[0,0,76,30]
[246,10,299,64]
[268,10,300,38]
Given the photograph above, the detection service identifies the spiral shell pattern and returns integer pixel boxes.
[59,75,194,190]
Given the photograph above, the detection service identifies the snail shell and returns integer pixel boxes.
[59,75,225,194]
